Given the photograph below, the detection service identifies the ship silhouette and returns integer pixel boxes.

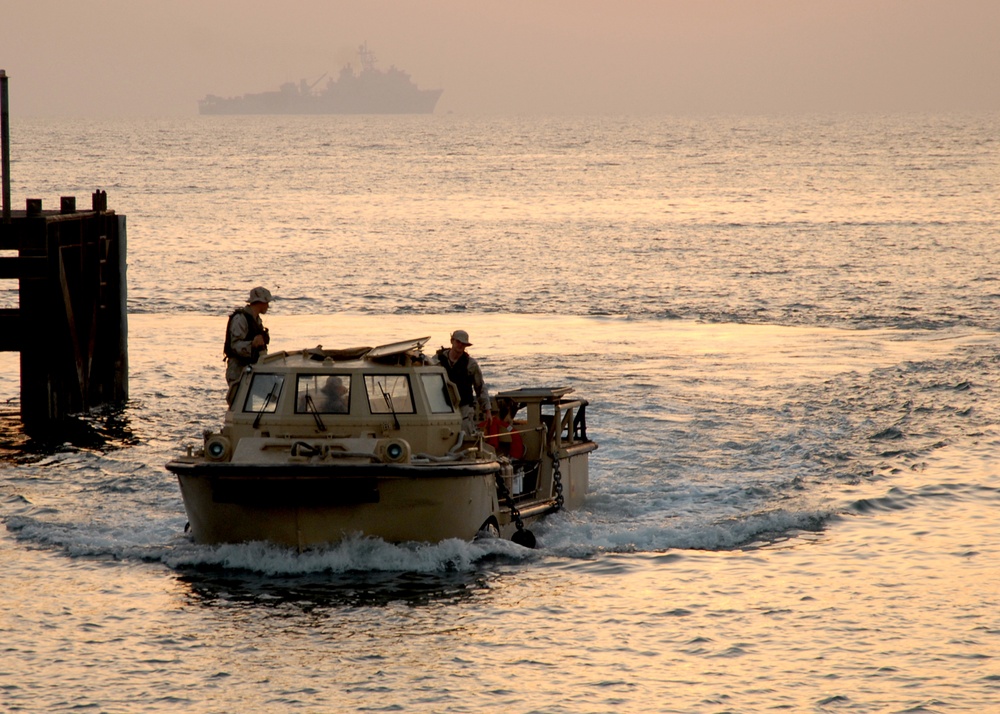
[198,42,442,115]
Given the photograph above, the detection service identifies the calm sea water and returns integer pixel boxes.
[2,114,999,712]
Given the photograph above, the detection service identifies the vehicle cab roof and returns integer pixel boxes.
[255,336,432,372]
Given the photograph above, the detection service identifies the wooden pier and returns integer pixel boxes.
[0,69,128,438]
[0,193,128,434]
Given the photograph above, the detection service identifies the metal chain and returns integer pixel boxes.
[495,472,526,533]
[551,452,564,511]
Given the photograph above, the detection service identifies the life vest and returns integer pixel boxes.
[436,347,474,406]
[224,307,269,364]
[480,416,504,450]
[505,423,526,459]
[479,415,526,459]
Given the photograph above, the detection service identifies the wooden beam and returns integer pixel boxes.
[0,307,18,351]
[0,256,46,279]
[57,243,88,402]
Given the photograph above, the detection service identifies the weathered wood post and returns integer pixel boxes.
[1,69,10,223]
[0,71,128,436]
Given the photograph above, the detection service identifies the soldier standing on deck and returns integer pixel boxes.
[433,329,492,435]
[223,286,272,406]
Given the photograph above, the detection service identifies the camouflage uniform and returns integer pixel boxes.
[434,346,491,435]
[224,287,272,406]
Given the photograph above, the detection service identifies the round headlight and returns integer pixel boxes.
[204,435,231,462]
[379,439,410,463]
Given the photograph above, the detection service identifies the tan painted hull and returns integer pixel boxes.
[169,444,596,549]
[174,466,500,549]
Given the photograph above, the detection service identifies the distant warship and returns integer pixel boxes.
[198,42,443,115]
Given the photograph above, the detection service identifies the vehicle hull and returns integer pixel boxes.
[168,460,502,548]
[167,443,596,548]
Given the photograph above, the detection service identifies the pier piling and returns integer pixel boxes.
[0,70,128,436]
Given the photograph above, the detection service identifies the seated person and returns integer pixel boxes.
[317,376,350,413]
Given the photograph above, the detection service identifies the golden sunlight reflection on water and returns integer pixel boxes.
[262,312,985,368]
[2,314,998,711]
[3,448,996,712]
[0,313,989,406]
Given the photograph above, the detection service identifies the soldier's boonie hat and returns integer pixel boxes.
[451,329,472,345]
[248,286,272,304]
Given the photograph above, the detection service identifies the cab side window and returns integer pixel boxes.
[421,373,455,414]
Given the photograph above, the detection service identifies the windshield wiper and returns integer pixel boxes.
[252,383,280,429]
[379,383,401,430]
[304,392,327,431]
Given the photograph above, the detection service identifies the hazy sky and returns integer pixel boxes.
[3,0,999,116]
